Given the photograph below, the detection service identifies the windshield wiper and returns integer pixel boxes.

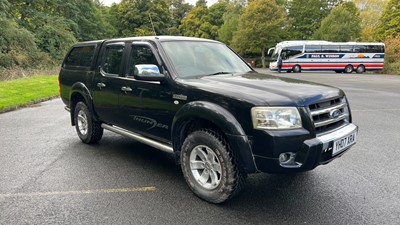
[202,72,233,77]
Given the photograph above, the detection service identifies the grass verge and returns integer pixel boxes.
[0,75,59,113]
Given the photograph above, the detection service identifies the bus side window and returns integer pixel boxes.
[305,45,321,53]
[340,45,353,53]
[282,46,303,59]
[322,45,340,53]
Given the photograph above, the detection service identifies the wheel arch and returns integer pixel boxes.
[172,101,257,173]
[69,82,96,126]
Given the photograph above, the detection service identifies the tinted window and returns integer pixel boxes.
[340,45,353,53]
[281,46,303,59]
[64,46,95,68]
[161,41,251,78]
[101,44,125,75]
[354,45,384,53]
[322,45,340,53]
[128,45,159,77]
[305,45,321,53]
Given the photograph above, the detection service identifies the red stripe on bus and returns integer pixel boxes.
[282,64,384,69]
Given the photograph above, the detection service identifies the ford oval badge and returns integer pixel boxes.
[330,109,341,119]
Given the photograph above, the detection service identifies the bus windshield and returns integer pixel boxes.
[271,47,280,61]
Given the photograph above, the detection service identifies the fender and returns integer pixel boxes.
[69,82,98,125]
[172,101,258,173]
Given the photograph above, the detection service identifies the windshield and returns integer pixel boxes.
[271,47,281,61]
[161,41,251,78]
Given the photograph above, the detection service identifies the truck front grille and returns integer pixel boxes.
[309,97,349,135]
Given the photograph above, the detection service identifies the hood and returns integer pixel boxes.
[178,73,343,106]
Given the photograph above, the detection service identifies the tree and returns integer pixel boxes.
[206,1,229,27]
[313,2,362,41]
[115,0,172,37]
[179,2,228,39]
[179,5,214,38]
[167,0,193,35]
[34,19,77,61]
[383,33,400,74]
[353,0,388,41]
[376,0,400,41]
[0,19,48,69]
[218,3,242,45]
[196,0,207,7]
[287,0,343,40]
[231,0,286,68]
[0,0,11,18]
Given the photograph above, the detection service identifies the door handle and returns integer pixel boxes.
[121,86,133,92]
[97,82,106,88]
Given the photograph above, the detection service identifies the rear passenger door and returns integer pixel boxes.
[92,42,127,125]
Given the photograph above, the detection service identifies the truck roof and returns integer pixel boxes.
[74,36,220,46]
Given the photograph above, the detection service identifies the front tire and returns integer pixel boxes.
[181,129,246,203]
[292,65,301,73]
[74,102,103,144]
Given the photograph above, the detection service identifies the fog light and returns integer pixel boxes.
[279,153,291,163]
[278,152,302,168]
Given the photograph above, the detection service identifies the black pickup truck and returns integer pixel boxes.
[59,36,358,203]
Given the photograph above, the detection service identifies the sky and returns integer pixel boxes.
[101,0,218,6]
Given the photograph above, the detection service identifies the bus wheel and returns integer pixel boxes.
[293,65,301,73]
[356,65,365,74]
[344,65,353,73]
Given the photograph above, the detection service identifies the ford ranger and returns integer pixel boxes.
[59,36,358,203]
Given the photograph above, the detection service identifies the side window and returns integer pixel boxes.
[322,45,340,53]
[305,45,322,53]
[340,45,353,53]
[64,45,95,68]
[281,46,303,59]
[101,44,125,76]
[358,45,384,53]
[128,45,159,77]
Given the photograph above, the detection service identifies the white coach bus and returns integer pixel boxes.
[268,41,385,73]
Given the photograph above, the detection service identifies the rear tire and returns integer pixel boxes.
[74,102,103,144]
[181,129,246,203]
[356,65,365,74]
[344,65,354,73]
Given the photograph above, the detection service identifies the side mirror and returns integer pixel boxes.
[267,47,275,56]
[134,64,165,81]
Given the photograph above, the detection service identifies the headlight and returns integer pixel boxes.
[251,107,302,130]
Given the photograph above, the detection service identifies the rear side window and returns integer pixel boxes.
[64,45,95,68]
[354,45,385,53]
[100,44,125,76]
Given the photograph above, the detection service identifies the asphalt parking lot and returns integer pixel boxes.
[1,71,399,224]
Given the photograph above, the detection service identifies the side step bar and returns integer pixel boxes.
[101,124,174,154]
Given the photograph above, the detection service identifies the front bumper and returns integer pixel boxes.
[254,124,358,173]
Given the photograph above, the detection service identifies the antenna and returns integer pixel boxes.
[148,14,157,36]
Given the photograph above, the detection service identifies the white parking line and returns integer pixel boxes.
[0,186,156,198]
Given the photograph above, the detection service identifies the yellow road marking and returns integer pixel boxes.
[0,186,156,198]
